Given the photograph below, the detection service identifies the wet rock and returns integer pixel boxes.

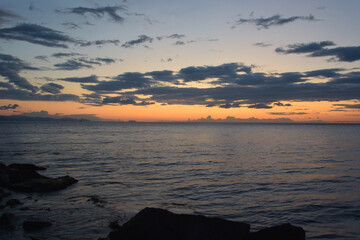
[0,213,19,229]
[23,220,52,231]
[109,207,250,240]
[8,163,46,171]
[0,162,78,193]
[20,207,30,211]
[249,223,305,240]
[9,175,78,193]
[88,196,107,207]
[6,198,23,208]
[109,220,122,230]
[0,163,11,187]
[0,187,11,202]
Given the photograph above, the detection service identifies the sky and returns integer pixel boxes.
[0,0,360,122]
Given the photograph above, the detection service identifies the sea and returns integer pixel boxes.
[0,121,359,240]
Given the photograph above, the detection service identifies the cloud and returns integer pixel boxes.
[122,35,153,48]
[40,82,64,94]
[54,59,93,70]
[59,75,99,83]
[268,112,308,115]
[157,34,186,40]
[102,95,155,106]
[0,23,78,48]
[254,42,272,47]
[79,39,120,47]
[0,53,39,92]
[248,103,273,109]
[54,57,118,70]
[0,88,80,102]
[275,41,335,54]
[273,102,292,107]
[61,6,126,23]
[276,41,360,62]
[0,9,22,26]
[174,41,185,45]
[232,14,316,29]
[62,22,80,29]
[0,103,19,110]
[82,72,151,92]
[52,52,82,58]
[333,104,360,109]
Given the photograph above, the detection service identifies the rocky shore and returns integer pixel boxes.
[1,163,306,240]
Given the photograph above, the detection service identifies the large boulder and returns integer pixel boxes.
[109,207,250,240]
[249,223,305,240]
[0,163,11,187]
[23,220,52,231]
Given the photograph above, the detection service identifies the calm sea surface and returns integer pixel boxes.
[0,121,359,239]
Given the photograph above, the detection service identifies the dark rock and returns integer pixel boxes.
[88,196,107,206]
[9,175,78,193]
[109,207,250,240]
[6,198,22,208]
[0,213,19,229]
[0,163,11,187]
[9,163,46,171]
[109,220,122,230]
[23,220,52,231]
[249,223,305,240]
[20,207,30,211]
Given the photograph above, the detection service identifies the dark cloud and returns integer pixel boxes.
[34,55,48,61]
[79,39,120,47]
[276,41,360,62]
[333,104,360,109]
[0,24,77,48]
[174,41,185,45]
[102,95,155,106]
[122,35,153,48]
[248,103,273,109]
[0,103,19,110]
[59,75,99,83]
[52,52,82,58]
[268,112,308,115]
[178,63,252,82]
[62,22,81,29]
[305,68,343,78]
[328,71,360,84]
[82,72,151,92]
[54,59,93,70]
[62,6,126,23]
[273,102,292,107]
[0,88,80,102]
[310,46,360,62]
[54,57,118,70]
[254,42,272,47]
[0,9,21,26]
[0,53,38,92]
[40,82,64,94]
[233,14,316,29]
[156,34,186,41]
[276,41,335,54]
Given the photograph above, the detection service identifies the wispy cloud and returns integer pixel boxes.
[0,53,39,92]
[232,14,317,29]
[276,41,360,62]
[40,82,64,94]
[122,35,153,48]
[0,103,19,110]
[0,23,77,48]
[60,6,127,23]
[54,57,119,70]
[0,9,22,26]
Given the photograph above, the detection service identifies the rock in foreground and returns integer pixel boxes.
[108,208,306,240]
[109,207,250,240]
